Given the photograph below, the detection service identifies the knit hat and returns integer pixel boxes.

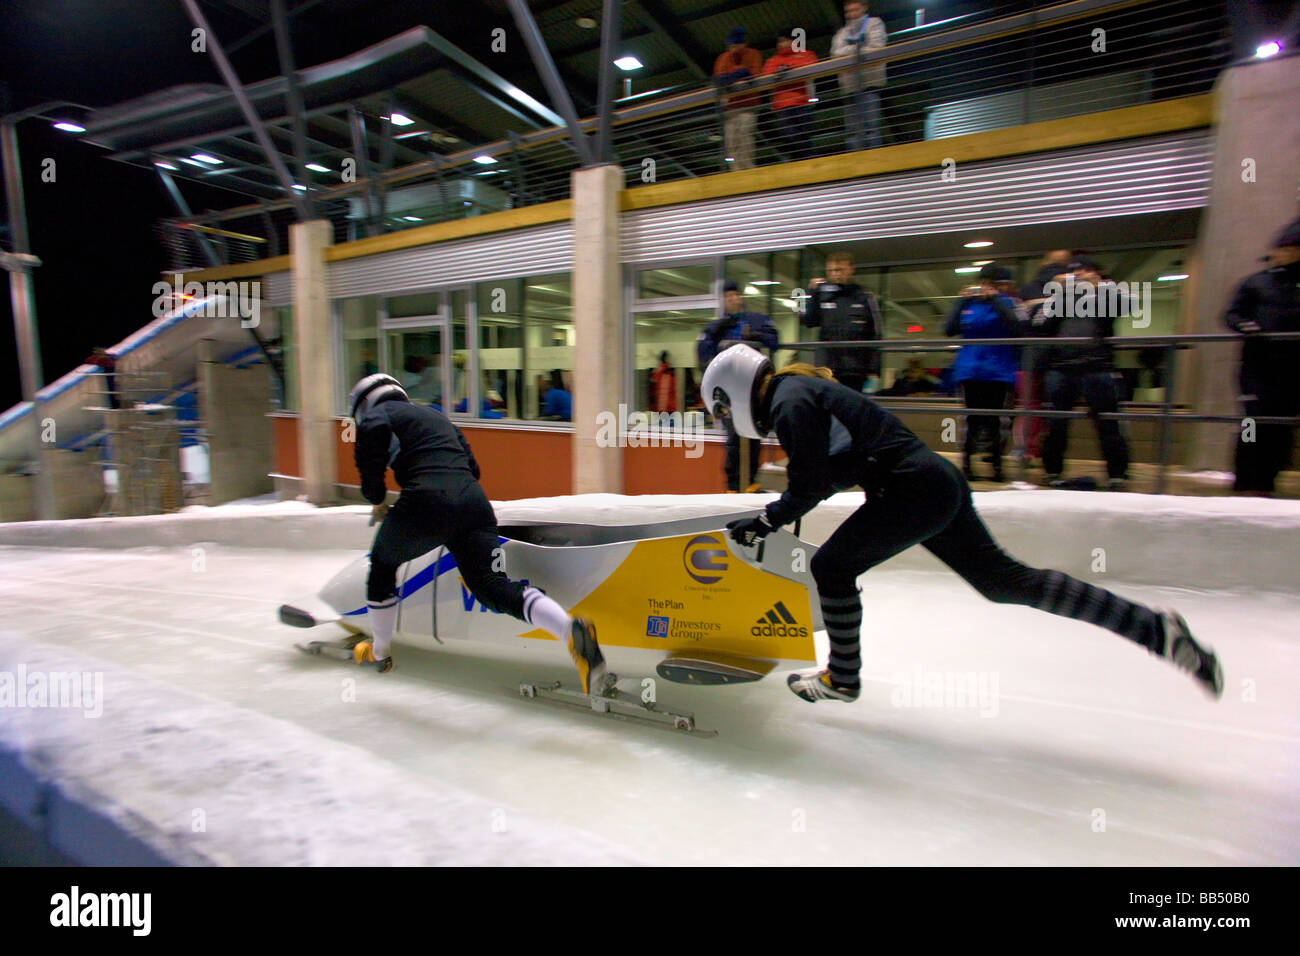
[723,279,740,293]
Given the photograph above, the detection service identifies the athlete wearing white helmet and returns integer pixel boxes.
[345,373,608,694]
[699,345,1223,703]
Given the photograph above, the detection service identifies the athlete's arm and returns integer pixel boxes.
[765,392,833,528]
[456,427,482,479]
[355,413,393,505]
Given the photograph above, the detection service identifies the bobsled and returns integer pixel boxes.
[280,512,822,693]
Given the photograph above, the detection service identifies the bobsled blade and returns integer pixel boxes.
[656,651,776,686]
[518,680,717,738]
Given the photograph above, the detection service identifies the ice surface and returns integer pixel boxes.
[0,492,1297,865]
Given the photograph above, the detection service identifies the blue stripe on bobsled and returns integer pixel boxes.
[341,537,507,616]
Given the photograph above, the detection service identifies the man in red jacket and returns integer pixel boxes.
[763,28,819,162]
[712,27,763,170]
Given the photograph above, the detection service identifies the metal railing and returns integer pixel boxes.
[777,331,1300,493]
[158,0,1229,271]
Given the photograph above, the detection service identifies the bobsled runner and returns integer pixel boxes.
[280,512,823,734]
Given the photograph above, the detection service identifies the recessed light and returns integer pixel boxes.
[1157,273,1189,281]
[191,153,222,164]
[403,216,422,222]
[52,122,85,133]
[576,16,597,29]
[752,280,779,286]
[1256,41,1281,59]
[473,154,498,165]
[386,113,415,126]
[954,267,981,274]
[964,240,993,248]
[614,56,643,71]
[154,161,178,170]
[292,184,306,191]
[972,260,993,266]
[305,162,330,173]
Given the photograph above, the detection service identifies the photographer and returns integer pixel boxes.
[698,280,779,491]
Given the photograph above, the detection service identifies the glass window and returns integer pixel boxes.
[276,306,296,411]
[725,251,806,364]
[338,295,380,412]
[633,307,716,414]
[636,264,712,299]
[387,290,441,319]
[386,326,445,405]
[473,274,572,421]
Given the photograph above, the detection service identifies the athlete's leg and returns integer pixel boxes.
[808,449,964,690]
[367,494,446,660]
[921,461,1162,650]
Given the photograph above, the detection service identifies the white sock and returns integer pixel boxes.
[522,586,571,640]
[367,597,398,658]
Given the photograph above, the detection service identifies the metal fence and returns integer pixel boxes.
[158,0,1230,271]
[776,330,1299,493]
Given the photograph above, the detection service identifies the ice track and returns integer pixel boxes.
[0,492,1297,865]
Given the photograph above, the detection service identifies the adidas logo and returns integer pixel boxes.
[751,600,809,638]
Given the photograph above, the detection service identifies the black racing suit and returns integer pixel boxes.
[757,373,1164,685]
[801,281,883,392]
[355,398,526,615]
[1224,262,1300,492]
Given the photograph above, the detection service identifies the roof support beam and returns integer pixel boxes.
[270,0,314,218]
[180,0,309,217]
[594,0,621,164]
[630,0,708,80]
[505,0,595,166]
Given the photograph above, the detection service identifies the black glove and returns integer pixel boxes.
[726,512,773,547]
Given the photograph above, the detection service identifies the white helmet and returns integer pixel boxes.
[700,343,772,439]
[348,373,408,420]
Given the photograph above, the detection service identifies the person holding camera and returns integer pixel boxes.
[697,280,779,491]
[945,265,1022,482]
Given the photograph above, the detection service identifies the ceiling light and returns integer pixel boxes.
[386,113,415,126]
[1255,41,1281,59]
[52,121,85,133]
[473,154,498,165]
[403,216,422,222]
[179,158,208,167]
[576,16,597,29]
[964,240,993,248]
[752,280,779,286]
[1157,273,1189,281]
[973,260,993,266]
[954,267,981,274]
[305,162,330,173]
[190,153,222,164]
[614,56,643,71]
[154,161,178,171]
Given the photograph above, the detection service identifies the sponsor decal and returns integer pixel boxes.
[682,534,728,584]
[751,601,808,638]
[646,615,670,638]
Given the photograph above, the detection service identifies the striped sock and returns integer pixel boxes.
[522,586,571,641]
[1034,571,1163,653]
[820,591,863,688]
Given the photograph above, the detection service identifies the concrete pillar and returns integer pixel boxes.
[291,220,336,503]
[570,165,625,493]
[198,338,274,504]
[1184,54,1300,471]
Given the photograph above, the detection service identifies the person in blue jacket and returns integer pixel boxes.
[945,265,1022,482]
[697,280,780,491]
[539,369,572,421]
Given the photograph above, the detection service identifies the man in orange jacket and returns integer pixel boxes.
[712,27,764,170]
[763,28,819,162]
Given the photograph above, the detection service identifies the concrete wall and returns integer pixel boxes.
[201,356,273,504]
[1185,54,1300,470]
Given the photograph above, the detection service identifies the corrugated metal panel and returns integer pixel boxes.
[925,71,1154,139]
[622,131,1212,262]
[327,221,573,298]
[264,270,291,307]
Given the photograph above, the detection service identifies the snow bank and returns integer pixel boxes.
[0,633,644,866]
